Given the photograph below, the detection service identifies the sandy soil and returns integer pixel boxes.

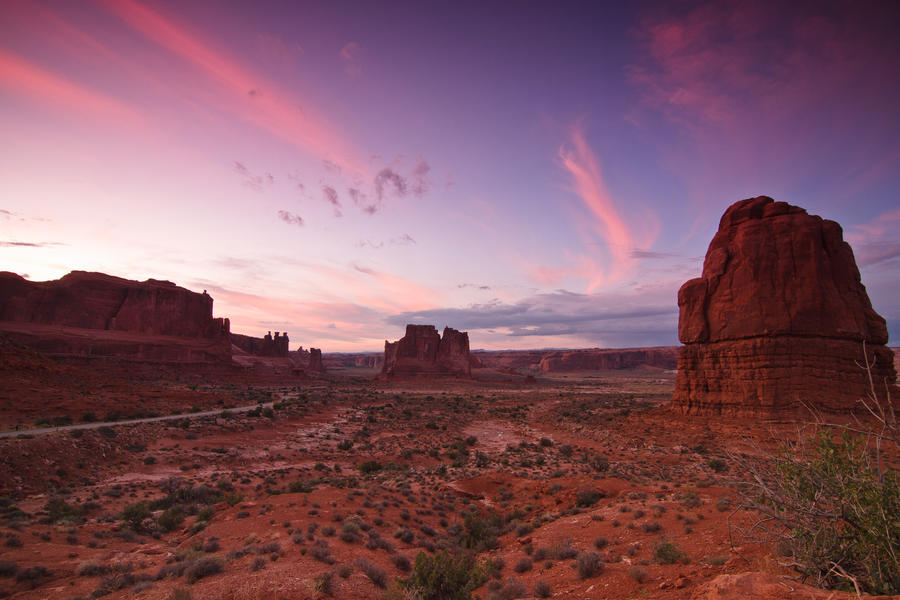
[0,346,893,600]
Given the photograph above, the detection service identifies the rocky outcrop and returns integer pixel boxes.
[0,271,231,362]
[381,324,472,377]
[0,271,229,339]
[307,348,325,372]
[673,196,895,415]
[231,331,289,357]
[539,347,677,372]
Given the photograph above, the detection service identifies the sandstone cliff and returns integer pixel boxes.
[0,271,231,362]
[382,324,471,377]
[673,196,895,415]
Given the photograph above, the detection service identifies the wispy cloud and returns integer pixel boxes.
[847,209,900,268]
[387,290,677,347]
[558,123,655,289]
[374,168,408,202]
[322,185,342,217]
[630,249,676,259]
[276,210,304,226]
[411,160,430,196]
[0,48,141,126]
[0,241,65,248]
[391,234,416,245]
[101,0,367,175]
[233,161,274,190]
[339,42,362,76]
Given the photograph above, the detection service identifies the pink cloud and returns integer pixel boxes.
[558,124,644,289]
[100,0,367,177]
[0,48,140,126]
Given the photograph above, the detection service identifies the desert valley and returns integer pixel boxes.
[0,197,897,600]
[3,2,900,599]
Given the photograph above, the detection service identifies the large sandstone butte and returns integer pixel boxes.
[673,196,895,414]
[0,271,231,361]
[382,324,472,377]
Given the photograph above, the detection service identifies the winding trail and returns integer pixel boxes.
[0,402,275,439]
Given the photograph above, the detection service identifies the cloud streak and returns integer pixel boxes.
[101,0,367,176]
[558,125,655,290]
[387,290,678,347]
[0,48,140,126]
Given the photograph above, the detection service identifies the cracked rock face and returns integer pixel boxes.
[673,196,895,415]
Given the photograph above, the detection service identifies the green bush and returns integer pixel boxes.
[653,539,686,564]
[121,502,150,531]
[158,506,185,532]
[400,551,485,600]
[747,430,900,594]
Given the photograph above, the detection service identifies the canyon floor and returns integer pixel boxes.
[0,347,891,600]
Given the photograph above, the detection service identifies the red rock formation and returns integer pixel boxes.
[673,196,896,415]
[231,331,289,357]
[381,324,472,377]
[539,347,677,372]
[0,271,231,362]
[307,347,325,372]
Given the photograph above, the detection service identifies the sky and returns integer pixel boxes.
[2,0,899,352]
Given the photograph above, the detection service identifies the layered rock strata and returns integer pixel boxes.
[0,271,231,362]
[673,196,895,415]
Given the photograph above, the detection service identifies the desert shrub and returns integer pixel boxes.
[358,460,382,475]
[313,570,335,596]
[392,554,412,572]
[575,488,603,507]
[97,426,117,438]
[121,501,151,531]
[628,566,648,583]
[490,578,527,600]
[707,458,727,472]
[158,506,185,532]
[184,557,222,583]
[593,536,609,550]
[76,560,110,577]
[459,511,502,552]
[739,424,900,594]
[552,539,578,560]
[575,551,603,579]
[653,539,686,564]
[513,557,532,573]
[0,560,17,577]
[15,565,50,587]
[641,521,661,533]
[355,557,387,587]
[310,539,335,564]
[45,498,82,523]
[251,556,266,571]
[337,439,353,451]
[533,579,551,598]
[4,534,22,548]
[400,550,486,600]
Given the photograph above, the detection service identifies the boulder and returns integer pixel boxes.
[381,324,472,377]
[673,197,895,415]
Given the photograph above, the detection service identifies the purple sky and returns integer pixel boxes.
[2,0,899,351]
